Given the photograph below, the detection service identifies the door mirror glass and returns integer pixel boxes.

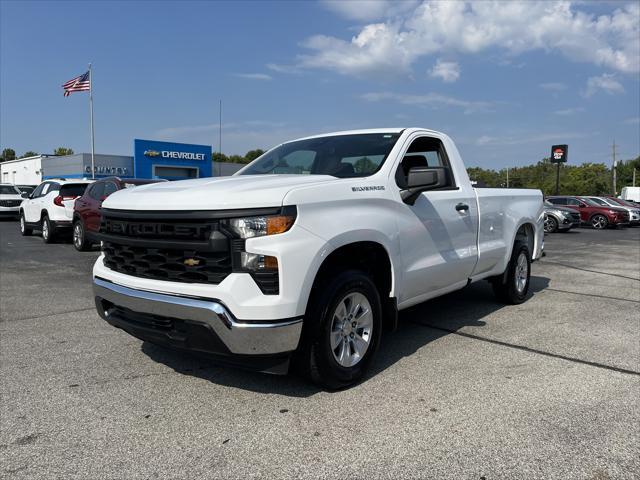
[21,192,29,198]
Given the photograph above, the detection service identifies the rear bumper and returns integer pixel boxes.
[93,277,303,358]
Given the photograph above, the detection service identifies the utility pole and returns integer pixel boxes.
[633,167,637,187]
[218,99,222,176]
[612,140,617,195]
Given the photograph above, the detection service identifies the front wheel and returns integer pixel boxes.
[73,220,91,251]
[299,270,382,390]
[591,214,608,230]
[492,241,531,305]
[544,215,558,233]
[20,212,33,236]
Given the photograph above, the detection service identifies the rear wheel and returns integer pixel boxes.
[298,270,382,390]
[73,220,91,251]
[544,215,558,233]
[41,214,56,243]
[492,241,531,305]
[19,212,32,236]
[591,214,608,230]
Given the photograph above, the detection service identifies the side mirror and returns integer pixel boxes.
[578,203,587,208]
[21,192,29,198]
[401,166,448,205]
[100,195,108,202]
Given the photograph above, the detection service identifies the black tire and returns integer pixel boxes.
[544,215,558,233]
[41,214,56,243]
[72,219,91,251]
[19,212,33,236]
[590,214,608,230]
[492,241,531,305]
[297,270,382,390]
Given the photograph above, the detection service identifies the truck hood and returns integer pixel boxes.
[102,174,338,211]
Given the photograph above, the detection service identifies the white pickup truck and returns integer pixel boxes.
[93,128,544,388]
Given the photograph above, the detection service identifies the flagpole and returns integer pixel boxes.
[89,63,96,179]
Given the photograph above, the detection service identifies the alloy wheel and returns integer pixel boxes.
[514,252,528,293]
[330,292,373,368]
[73,223,83,249]
[591,215,607,229]
[20,215,25,233]
[42,219,49,240]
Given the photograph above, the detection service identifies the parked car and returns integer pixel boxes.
[584,196,640,225]
[547,196,629,229]
[92,128,544,388]
[19,179,93,242]
[72,176,165,251]
[15,185,37,196]
[543,200,580,233]
[0,184,23,219]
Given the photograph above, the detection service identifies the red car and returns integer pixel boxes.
[72,177,165,250]
[546,196,629,229]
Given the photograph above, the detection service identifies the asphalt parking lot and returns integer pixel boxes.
[1,220,638,479]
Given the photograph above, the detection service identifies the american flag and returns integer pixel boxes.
[62,71,90,96]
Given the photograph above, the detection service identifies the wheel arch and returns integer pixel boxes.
[303,239,398,331]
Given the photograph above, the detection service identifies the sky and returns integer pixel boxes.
[1,0,639,169]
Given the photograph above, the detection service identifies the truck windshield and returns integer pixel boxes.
[238,133,401,178]
[0,185,20,195]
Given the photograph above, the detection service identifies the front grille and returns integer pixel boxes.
[100,209,279,294]
[103,242,232,284]
[0,200,21,207]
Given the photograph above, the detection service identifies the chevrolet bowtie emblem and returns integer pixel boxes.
[183,258,201,266]
[144,149,161,157]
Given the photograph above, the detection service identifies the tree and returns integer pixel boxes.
[54,147,74,156]
[353,157,377,174]
[20,151,39,158]
[212,152,229,163]
[1,148,16,162]
[244,149,265,162]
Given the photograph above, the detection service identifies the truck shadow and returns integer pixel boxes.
[141,275,550,397]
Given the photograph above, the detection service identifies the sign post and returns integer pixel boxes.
[550,144,568,195]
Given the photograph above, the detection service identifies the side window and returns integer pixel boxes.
[41,183,52,196]
[566,198,580,206]
[103,182,118,197]
[396,136,454,188]
[90,182,105,200]
[31,183,45,198]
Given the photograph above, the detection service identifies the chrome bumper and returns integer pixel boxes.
[93,277,302,355]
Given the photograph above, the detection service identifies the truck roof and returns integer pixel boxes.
[286,127,444,144]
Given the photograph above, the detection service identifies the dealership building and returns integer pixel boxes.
[0,139,226,184]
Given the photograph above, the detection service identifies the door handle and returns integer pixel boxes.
[456,203,469,212]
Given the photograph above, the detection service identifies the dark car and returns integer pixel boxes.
[547,196,629,229]
[15,185,37,196]
[72,177,165,251]
[543,200,581,233]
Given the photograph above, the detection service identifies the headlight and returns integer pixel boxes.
[228,208,296,238]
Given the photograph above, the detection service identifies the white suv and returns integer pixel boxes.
[0,184,24,219]
[20,179,93,243]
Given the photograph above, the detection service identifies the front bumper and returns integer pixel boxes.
[0,207,20,217]
[93,277,303,358]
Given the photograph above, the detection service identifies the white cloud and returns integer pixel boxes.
[623,116,640,125]
[583,73,625,97]
[540,82,567,91]
[296,1,640,76]
[266,63,304,75]
[429,59,460,82]
[234,73,272,81]
[361,91,494,114]
[554,107,585,115]
[321,0,418,22]
[475,131,590,146]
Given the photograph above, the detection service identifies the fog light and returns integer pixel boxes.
[240,252,278,271]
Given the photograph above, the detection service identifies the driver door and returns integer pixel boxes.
[395,135,479,304]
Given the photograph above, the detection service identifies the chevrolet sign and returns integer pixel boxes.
[144,150,161,157]
[144,149,204,160]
